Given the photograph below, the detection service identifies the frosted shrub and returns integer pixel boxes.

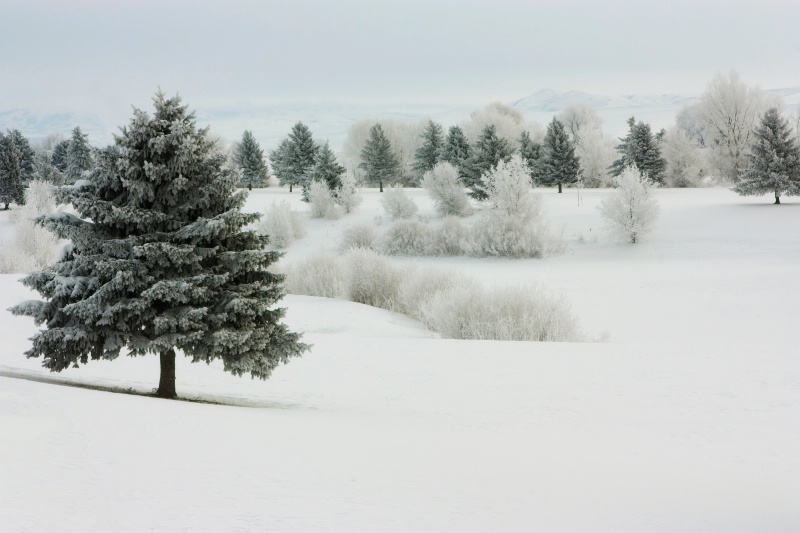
[308,180,340,219]
[482,155,540,224]
[381,185,418,220]
[394,268,472,321]
[421,162,472,217]
[282,251,346,298]
[599,165,660,244]
[258,201,306,248]
[379,219,434,256]
[427,217,468,256]
[335,169,362,213]
[342,247,402,310]
[1,180,60,273]
[465,216,545,258]
[420,283,581,342]
[340,222,377,251]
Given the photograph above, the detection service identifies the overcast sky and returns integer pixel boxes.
[2,0,799,124]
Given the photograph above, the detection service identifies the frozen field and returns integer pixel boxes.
[1,186,799,531]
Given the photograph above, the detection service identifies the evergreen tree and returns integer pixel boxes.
[269,138,290,188]
[305,142,345,199]
[10,92,308,398]
[5,129,35,182]
[233,130,269,189]
[51,139,70,173]
[518,130,542,185]
[609,117,666,184]
[412,120,444,180]
[0,132,25,209]
[359,123,400,192]
[535,118,580,193]
[439,125,472,183]
[65,126,93,184]
[733,107,800,204]
[463,124,513,200]
[289,122,318,195]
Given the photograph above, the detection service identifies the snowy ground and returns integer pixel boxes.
[1,187,799,531]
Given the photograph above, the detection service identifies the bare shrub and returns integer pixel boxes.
[421,162,472,217]
[464,216,545,258]
[282,251,346,298]
[1,180,60,273]
[380,185,418,220]
[394,268,472,321]
[339,222,377,252]
[427,217,469,256]
[258,201,306,248]
[342,247,402,310]
[378,219,433,256]
[420,283,581,342]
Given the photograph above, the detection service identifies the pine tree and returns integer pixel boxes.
[232,130,269,189]
[439,125,472,184]
[65,126,93,184]
[10,92,308,398]
[5,129,35,182]
[0,132,25,209]
[536,117,580,193]
[463,124,513,200]
[51,139,70,173]
[412,120,444,180]
[518,130,542,185]
[305,142,345,199]
[269,139,290,188]
[269,123,318,194]
[733,107,800,204]
[610,117,666,184]
[360,123,400,192]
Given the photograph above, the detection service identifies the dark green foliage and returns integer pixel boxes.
[0,131,26,209]
[534,118,580,193]
[610,117,666,185]
[463,124,513,200]
[270,122,318,194]
[65,126,93,184]
[233,130,269,189]
[412,120,444,180]
[52,140,70,173]
[360,123,400,192]
[305,142,345,196]
[5,129,35,182]
[440,125,472,183]
[10,92,308,398]
[518,130,542,185]
[733,107,800,204]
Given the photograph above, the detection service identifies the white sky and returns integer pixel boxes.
[2,0,799,125]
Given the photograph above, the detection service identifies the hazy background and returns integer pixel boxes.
[2,0,799,145]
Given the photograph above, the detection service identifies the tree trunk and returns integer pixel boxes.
[558,182,562,193]
[157,349,177,398]
[289,183,293,193]
[775,192,781,204]
[379,181,383,193]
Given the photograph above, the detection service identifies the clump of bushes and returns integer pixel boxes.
[257,201,306,248]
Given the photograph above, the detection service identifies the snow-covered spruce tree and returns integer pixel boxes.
[535,117,580,193]
[0,131,26,209]
[305,142,345,197]
[609,117,666,185]
[421,162,472,217]
[10,93,308,399]
[51,139,70,173]
[65,126,93,184]
[412,120,444,180]
[360,123,400,192]
[270,123,318,194]
[598,165,660,244]
[517,130,542,185]
[5,129,35,183]
[733,107,800,204]
[463,124,513,200]
[439,125,472,183]
[232,130,269,189]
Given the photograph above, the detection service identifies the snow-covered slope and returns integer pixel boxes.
[1,187,799,531]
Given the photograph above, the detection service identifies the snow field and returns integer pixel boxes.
[1,186,799,531]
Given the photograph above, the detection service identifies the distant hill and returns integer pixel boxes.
[0,109,110,145]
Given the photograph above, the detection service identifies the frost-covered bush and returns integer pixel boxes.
[335,169,362,213]
[1,180,60,273]
[483,155,540,223]
[340,222,378,251]
[282,251,346,298]
[427,217,468,256]
[421,162,472,217]
[599,165,660,244]
[378,219,434,256]
[465,216,545,258]
[308,180,340,219]
[258,201,306,248]
[342,247,402,310]
[419,283,581,342]
[394,268,471,321]
[380,185,418,220]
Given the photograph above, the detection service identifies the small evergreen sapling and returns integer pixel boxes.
[10,92,308,398]
[536,117,580,193]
